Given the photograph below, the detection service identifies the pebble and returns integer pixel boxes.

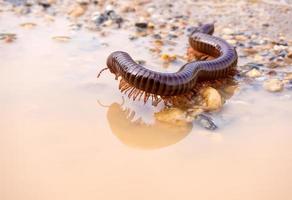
[246,68,262,78]
[135,22,148,29]
[154,108,189,126]
[222,28,234,35]
[76,0,90,6]
[52,36,71,42]
[226,39,237,45]
[195,114,217,130]
[267,62,281,68]
[287,52,292,59]
[243,62,264,70]
[0,33,17,43]
[69,5,87,18]
[234,35,248,41]
[284,73,292,80]
[200,87,223,111]
[92,10,123,27]
[20,22,37,29]
[263,78,284,92]
[253,54,264,62]
[161,54,176,63]
[243,47,258,55]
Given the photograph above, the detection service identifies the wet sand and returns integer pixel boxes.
[1,1,292,200]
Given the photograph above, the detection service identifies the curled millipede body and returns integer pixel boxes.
[103,24,238,103]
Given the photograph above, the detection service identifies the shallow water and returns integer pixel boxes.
[1,13,292,200]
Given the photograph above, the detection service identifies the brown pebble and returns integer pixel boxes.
[263,79,284,92]
[68,5,87,17]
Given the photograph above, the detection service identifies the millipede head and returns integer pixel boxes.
[106,52,119,75]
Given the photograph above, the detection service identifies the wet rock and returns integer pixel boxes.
[262,23,269,27]
[20,22,37,29]
[278,49,288,57]
[0,33,16,43]
[121,4,136,13]
[200,87,223,111]
[77,0,90,6]
[152,34,162,40]
[129,35,138,41]
[266,70,277,76]
[246,68,262,78]
[243,62,264,70]
[161,54,176,63]
[38,0,53,8]
[91,12,107,25]
[243,47,258,55]
[92,9,123,27]
[284,73,292,81]
[234,35,248,41]
[155,108,189,126]
[135,22,148,29]
[52,36,71,42]
[222,28,234,35]
[68,23,82,31]
[195,114,217,130]
[263,78,284,92]
[68,5,87,18]
[253,54,264,62]
[226,39,237,45]
[267,61,280,68]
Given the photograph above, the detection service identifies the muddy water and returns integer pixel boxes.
[1,14,292,200]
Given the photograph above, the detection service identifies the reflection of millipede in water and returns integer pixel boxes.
[97,100,192,149]
[98,24,238,105]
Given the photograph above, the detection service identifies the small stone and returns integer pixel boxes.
[135,22,148,29]
[263,79,284,92]
[262,23,269,27]
[287,52,292,59]
[0,33,17,43]
[243,47,258,55]
[105,5,114,11]
[243,62,264,70]
[200,87,223,111]
[52,36,71,42]
[20,22,37,29]
[69,5,87,18]
[266,70,277,76]
[284,73,292,80]
[222,28,234,35]
[253,54,264,62]
[77,0,89,5]
[267,62,280,68]
[246,68,262,78]
[226,39,237,45]
[121,5,136,13]
[38,0,52,8]
[155,108,189,126]
[92,12,107,25]
[161,54,176,62]
[195,114,217,130]
[44,15,55,22]
[234,35,248,41]
[47,0,56,4]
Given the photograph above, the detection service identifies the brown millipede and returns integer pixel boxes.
[99,24,238,104]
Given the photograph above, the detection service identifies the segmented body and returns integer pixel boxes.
[105,24,238,103]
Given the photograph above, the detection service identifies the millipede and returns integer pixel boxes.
[98,23,238,105]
